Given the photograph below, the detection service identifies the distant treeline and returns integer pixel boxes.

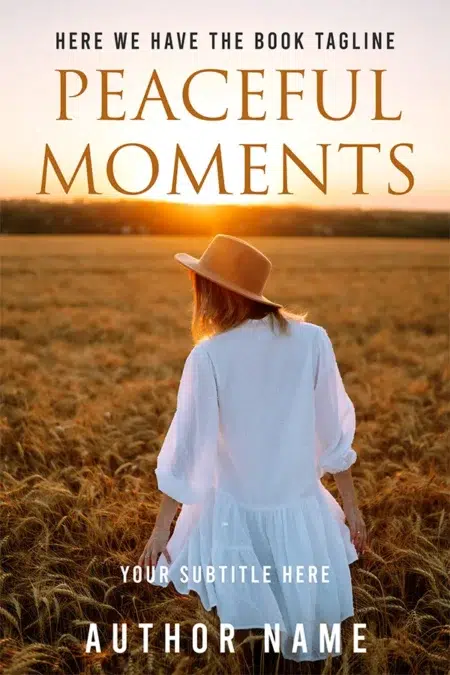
[1,199,449,237]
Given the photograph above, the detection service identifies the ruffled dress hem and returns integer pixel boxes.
[151,483,358,663]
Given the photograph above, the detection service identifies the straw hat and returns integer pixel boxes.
[175,234,282,308]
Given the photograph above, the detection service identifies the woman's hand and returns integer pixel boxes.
[333,468,367,555]
[344,504,367,555]
[138,493,179,567]
[138,526,172,568]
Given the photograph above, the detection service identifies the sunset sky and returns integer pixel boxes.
[2,0,449,210]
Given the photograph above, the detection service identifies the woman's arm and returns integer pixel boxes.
[313,328,368,555]
[138,344,219,568]
[333,468,367,554]
[154,493,179,531]
[138,493,179,567]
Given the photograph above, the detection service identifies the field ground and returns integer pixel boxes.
[1,236,449,674]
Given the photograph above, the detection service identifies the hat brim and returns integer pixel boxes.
[174,253,282,309]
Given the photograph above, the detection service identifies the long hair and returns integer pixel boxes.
[190,271,306,343]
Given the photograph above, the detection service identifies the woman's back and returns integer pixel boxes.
[156,315,356,509]
[205,317,319,505]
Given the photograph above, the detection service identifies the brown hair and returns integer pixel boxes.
[190,271,305,343]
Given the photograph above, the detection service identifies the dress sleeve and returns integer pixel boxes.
[155,344,219,504]
[314,328,357,477]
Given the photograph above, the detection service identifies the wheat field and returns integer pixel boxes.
[0,236,449,675]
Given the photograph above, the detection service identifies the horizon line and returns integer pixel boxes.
[1,196,449,216]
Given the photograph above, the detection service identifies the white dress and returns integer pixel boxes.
[152,317,358,662]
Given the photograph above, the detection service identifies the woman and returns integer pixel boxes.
[139,234,367,662]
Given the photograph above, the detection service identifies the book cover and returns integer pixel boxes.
[1,1,448,674]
